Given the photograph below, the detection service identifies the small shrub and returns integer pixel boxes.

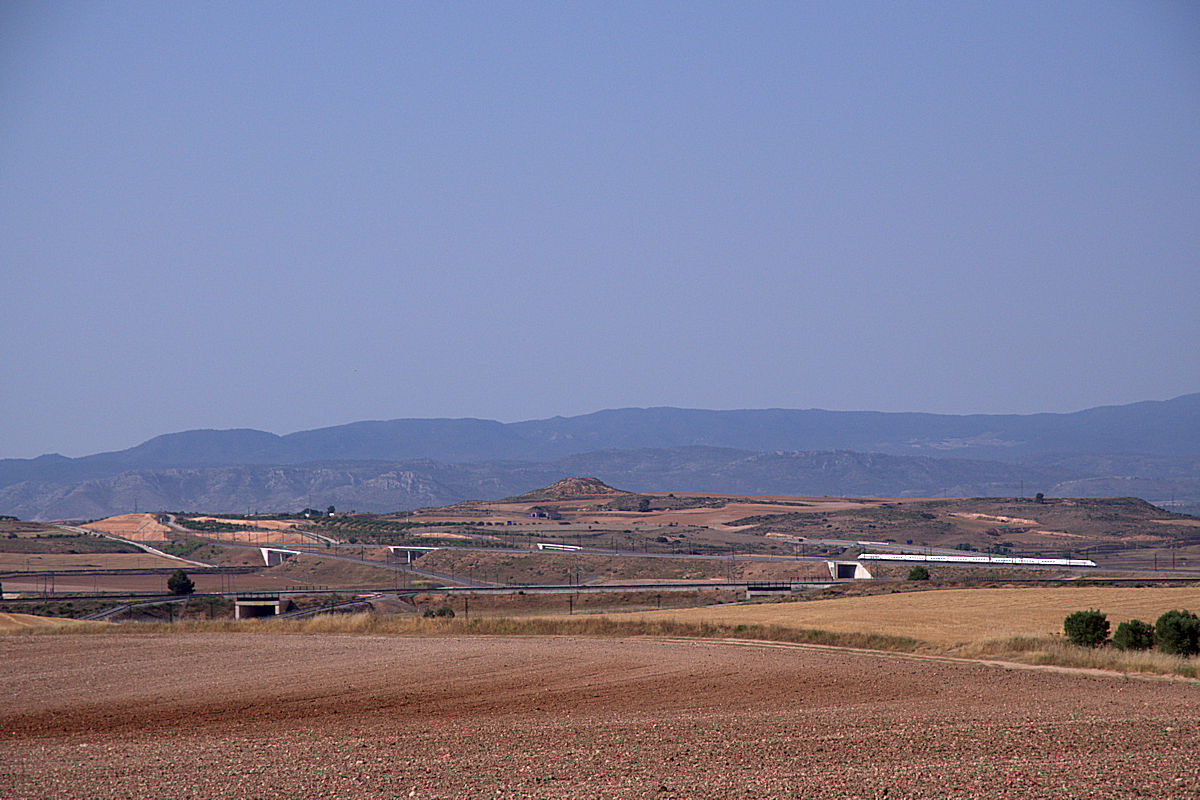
[906,565,930,581]
[1155,609,1200,657]
[1112,619,1155,651]
[423,605,455,618]
[167,569,195,596]
[1064,609,1109,648]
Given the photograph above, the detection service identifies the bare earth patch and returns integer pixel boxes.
[80,514,172,542]
[2,633,1198,799]
[183,528,312,545]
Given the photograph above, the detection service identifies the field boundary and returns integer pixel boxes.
[652,635,1200,683]
[6,611,1198,680]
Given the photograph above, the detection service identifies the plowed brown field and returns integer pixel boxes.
[3,633,1198,799]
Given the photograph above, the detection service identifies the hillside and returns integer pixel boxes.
[3,394,1197,480]
[505,477,628,502]
[1,394,1197,520]
[3,446,1199,521]
[329,484,1200,571]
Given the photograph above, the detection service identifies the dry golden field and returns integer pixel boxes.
[180,528,312,544]
[182,517,313,544]
[595,586,1200,648]
[187,516,300,531]
[0,552,188,573]
[0,613,102,632]
[79,513,172,541]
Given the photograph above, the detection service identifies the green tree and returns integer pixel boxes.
[906,565,930,581]
[1155,609,1200,657]
[1111,619,1155,651]
[1064,609,1109,647]
[167,569,195,596]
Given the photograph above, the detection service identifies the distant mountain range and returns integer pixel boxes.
[2,394,1198,520]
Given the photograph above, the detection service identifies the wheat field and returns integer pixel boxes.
[586,586,1200,648]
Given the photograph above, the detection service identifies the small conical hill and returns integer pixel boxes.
[506,477,628,502]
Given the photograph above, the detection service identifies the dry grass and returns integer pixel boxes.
[9,611,920,653]
[188,528,312,544]
[266,554,397,583]
[959,635,1200,679]
[0,552,186,572]
[9,586,1200,679]
[0,613,108,633]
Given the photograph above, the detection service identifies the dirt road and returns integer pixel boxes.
[3,633,1198,799]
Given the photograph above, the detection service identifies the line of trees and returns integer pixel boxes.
[1064,608,1200,656]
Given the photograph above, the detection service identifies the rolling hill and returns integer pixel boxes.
[1,395,1197,520]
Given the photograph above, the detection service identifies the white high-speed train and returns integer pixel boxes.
[858,553,1097,568]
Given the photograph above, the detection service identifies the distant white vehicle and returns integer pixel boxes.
[536,542,582,552]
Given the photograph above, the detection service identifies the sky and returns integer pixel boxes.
[2,2,1198,459]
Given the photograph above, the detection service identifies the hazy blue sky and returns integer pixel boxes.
[2,2,1198,459]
